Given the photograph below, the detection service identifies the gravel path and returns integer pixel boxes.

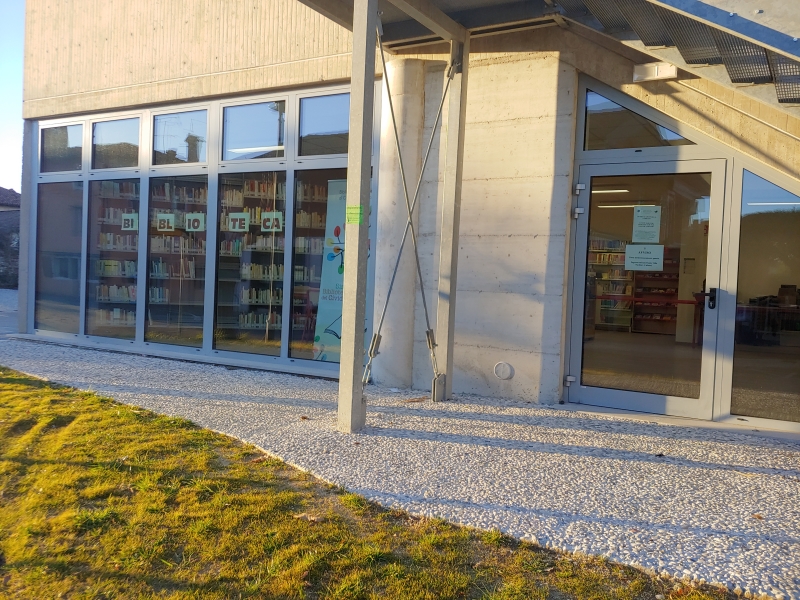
[0,314,798,597]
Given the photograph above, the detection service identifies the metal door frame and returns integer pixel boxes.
[566,158,728,420]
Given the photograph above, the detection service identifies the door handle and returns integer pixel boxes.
[699,287,717,310]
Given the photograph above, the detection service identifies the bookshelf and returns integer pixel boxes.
[145,176,208,347]
[85,179,140,338]
[588,240,633,332]
[633,247,681,335]
[214,172,286,356]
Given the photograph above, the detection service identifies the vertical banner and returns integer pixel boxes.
[313,180,348,362]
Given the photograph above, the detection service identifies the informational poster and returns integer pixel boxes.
[313,180,347,362]
[632,206,661,243]
[625,244,664,271]
[156,213,175,232]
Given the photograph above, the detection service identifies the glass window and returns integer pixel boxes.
[298,94,350,156]
[584,90,694,151]
[290,169,347,361]
[731,171,800,423]
[86,179,140,338]
[153,110,207,165]
[223,102,285,160]
[145,176,208,346]
[40,125,83,172]
[92,118,140,169]
[35,182,84,332]
[580,173,712,398]
[215,171,287,355]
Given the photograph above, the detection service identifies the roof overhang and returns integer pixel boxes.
[297,0,800,116]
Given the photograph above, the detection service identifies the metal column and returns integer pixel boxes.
[337,0,378,433]
[434,36,470,402]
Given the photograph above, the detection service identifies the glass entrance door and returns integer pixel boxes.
[568,160,727,419]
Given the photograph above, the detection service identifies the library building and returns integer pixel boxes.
[18,0,800,433]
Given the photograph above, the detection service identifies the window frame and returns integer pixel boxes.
[89,114,144,172]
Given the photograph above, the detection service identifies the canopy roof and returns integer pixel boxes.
[300,0,800,110]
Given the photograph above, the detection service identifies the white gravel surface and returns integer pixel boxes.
[0,331,798,597]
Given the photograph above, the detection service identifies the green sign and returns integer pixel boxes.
[346,205,364,225]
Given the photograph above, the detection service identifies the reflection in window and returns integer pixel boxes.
[86,179,140,338]
[36,182,84,332]
[92,118,140,169]
[223,102,285,160]
[731,171,800,423]
[584,90,694,151]
[41,125,83,172]
[153,111,207,165]
[215,172,287,355]
[298,94,350,156]
[145,176,208,347]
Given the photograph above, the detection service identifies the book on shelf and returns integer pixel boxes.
[294,236,323,254]
[238,310,282,329]
[95,284,136,302]
[92,308,136,326]
[98,233,138,251]
[150,235,206,255]
[239,262,284,281]
[98,207,138,225]
[239,286,282,305]
[148,286,170,304]
[95,259,137,277]
[294,210,325,229]
[151,183,208,204]
[293,265,319,284]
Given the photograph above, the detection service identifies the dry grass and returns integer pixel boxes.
[0,366,734,599]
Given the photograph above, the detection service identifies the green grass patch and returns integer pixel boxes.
[0,366,734,599]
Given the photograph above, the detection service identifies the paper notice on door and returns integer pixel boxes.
[625,244,664,271]
[632,206,661,243]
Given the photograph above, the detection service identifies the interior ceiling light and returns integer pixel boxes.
[592,189,630,194]
[228,145,283,153]
[597,203,656,208]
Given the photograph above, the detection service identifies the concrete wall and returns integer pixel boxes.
[404,43,576,402]
[23,0,357,118]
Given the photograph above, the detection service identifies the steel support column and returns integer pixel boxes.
[337,0,378,433]
[434,36,470,401]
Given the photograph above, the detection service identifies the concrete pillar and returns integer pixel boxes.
[372,58,426,389]
[18,120,34,334]
[337,0,378,434]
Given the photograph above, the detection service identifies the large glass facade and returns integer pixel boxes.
[145,176,208,347]
[215,171,287,355]
[32,89,367,371]
[290,169,347,362]
[86,180,140,338]
[731,171,800,423]
[35,182,84,332]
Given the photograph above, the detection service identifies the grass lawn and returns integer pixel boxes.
[0,366,734,599]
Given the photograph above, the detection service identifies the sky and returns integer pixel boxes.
[0,0,24,193]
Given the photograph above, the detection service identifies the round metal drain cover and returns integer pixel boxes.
[493,362,514,380]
